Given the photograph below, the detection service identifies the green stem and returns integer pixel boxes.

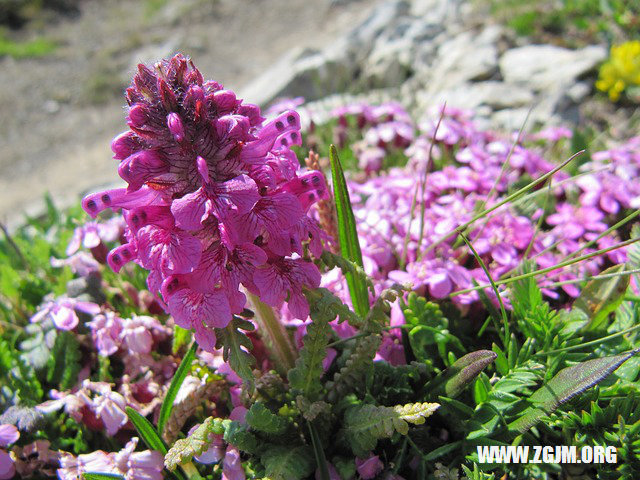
[450,236,640,297]
[181,461,203,480]
[535,324,640,356]
[246,291,297,373]
[420,150,583,259]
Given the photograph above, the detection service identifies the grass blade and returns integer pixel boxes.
[510,349,640,433]
[125,406,168,454]
[83,474,125,480]
[329,144,369,317]
[158,341,198,435]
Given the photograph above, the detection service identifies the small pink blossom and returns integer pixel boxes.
[31,297,101,331]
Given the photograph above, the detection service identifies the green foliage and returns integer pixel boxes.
[0,33,56,58]
[46,330,81,390]
[215,317,256,389]
[343,402,439,456]
[0,336,42,405]
[260,445,315,480]
[487,0,639,46]
[165,417,225,471]
[125,407,167,455]
[402,292,464,363]
[246,402,289,435]
[429,350,498,399]
[158,341,198,435]
[329,145,369,318]
[326,333,381,402]
[82,474,125,480]
[576,264,630,332]
[510,350,640,433]
[287,308,331,400]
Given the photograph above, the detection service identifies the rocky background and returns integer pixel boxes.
[0,0,628,226]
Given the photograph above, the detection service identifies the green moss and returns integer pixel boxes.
[0,33,56,58]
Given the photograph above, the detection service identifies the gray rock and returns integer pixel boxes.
[362,18,442,88]
[499,44,606,90]
[240,0,410,106]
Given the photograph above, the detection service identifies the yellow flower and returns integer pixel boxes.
[596,40,640,102]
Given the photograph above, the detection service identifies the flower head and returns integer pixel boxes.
[82,54,328,350]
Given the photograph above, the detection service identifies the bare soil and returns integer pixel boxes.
[0,0,381,227]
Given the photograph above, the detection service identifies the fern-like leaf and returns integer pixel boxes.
[288,300,332,400]
[164,417,225,471]
[260,445,315,480]
[344,402,439,456]
[46,330,81,390]
[321,250,375,295]
[245,402,289,435]
[326,333,381,402]
[224,420,260,454]
[304,287,362,326]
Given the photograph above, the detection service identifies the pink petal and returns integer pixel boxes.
[52,307,79,330]
[0,425,19,447]
[0,450,15,480]
[171,188,209,231]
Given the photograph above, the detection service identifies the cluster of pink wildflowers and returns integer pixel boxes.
[82,54,329,350]
[314,102,634,319]
[57,437,163,480]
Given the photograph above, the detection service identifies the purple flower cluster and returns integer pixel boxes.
[82,54,328,350]
[315,103,634,313]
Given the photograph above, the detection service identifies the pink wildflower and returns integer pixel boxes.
[82,54,328,351]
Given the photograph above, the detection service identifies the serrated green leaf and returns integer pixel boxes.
[344,402,439,456]
[577,264,630,332]
[261,445,315,480]
[223,421,260,454]
[509,349,640,433]
[288,307,331,400]
[46,330,81,390]
[165,417,225,471]
[245,402,288,434]
[158,341,198,435]
[125,407,167,454]
[216,319,256,389]
[329,145,369,318]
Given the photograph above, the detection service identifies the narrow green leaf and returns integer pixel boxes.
[125,407,167,454]
[423,441,464,461]
[577,264,630,332]
[158,341,198,434]
[329,144,369,317]
[428,350,497,399]
[308,422,330,480]
[510,349,640,433]
[83,474,125,480]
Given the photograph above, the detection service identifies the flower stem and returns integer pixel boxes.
[181,461,203,480]
[246,291,297,373]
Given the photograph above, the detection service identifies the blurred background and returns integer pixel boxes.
[0,0,637,227]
